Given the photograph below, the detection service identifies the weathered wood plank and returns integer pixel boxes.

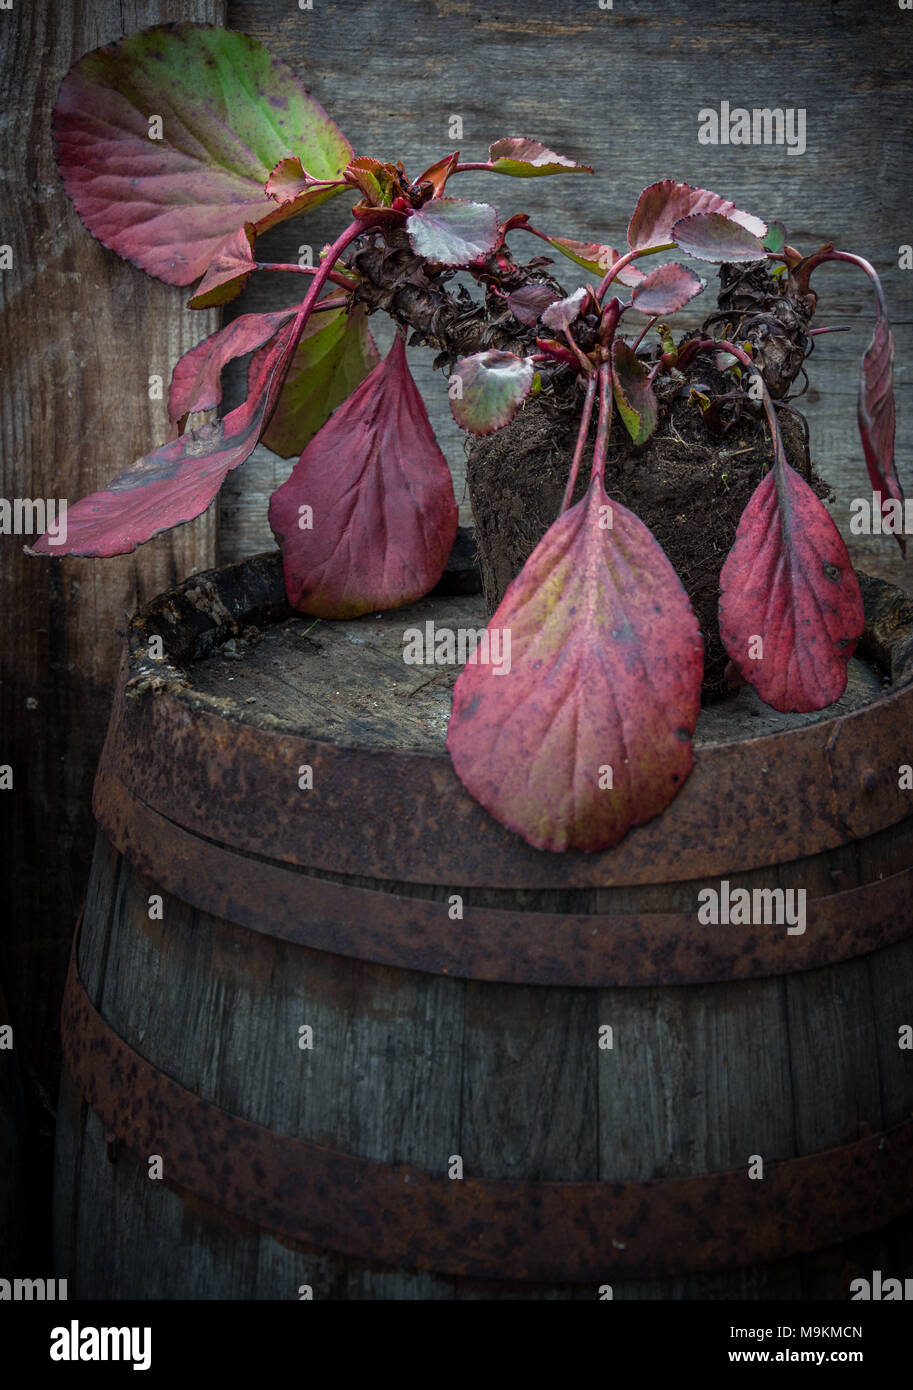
[0,0,226,1267]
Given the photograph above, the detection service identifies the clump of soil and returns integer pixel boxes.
[467,363,832,702]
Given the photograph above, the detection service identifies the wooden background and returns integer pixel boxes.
[1,0,910,1265]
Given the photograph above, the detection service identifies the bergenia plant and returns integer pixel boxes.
[32,22,902,855]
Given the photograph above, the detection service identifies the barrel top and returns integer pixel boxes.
[97,549,913,889]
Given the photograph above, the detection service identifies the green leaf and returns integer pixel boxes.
[612,341,658,445]
[53,23,353,286]
[260,304,380,459]
[541,236,645,288]
[486,137,593,177]
[449,350,535,436]
[345,156,398,207]
[762,221,788,253]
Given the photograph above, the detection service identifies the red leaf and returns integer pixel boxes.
[628,180,766,251]
[506,283,560,326]
[859,288,904,555]
[187,224,257,309]
[53,24,352,285]
[446,477,703,852]
[268,334,457,617]
[414,151,460,198]
[30,322,298,557]
[631,262,705,315]
[168,309,295,422]
[719,463,864,713]
[671,212,766,264]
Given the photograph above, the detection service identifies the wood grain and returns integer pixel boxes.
[0,0,225,1265]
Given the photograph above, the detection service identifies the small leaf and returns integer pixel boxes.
[671,212,767,263]
[414,151,460,198]
[486,137,594,177]
[719,464,864,712]
[506,283,560,327]
[631,262,705,316]
[858,280,904,554]
[611,341,658,444]
[628,180,766,252]
[31,323,298,557]
[53,23,352,285]
[268,335,457,617]
[543,236,645,287]
[345,155,398,206]
[260,304,380,458]
[168,309,295,422]
[762,221,788,253]
[449,351,535,436]
[188,225,257,309]
[446,477,703,853]
[407,197,499,265]
[540,287,589,333]
[266,156,314,204]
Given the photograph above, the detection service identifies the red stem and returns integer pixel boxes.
[560,375,598,512]
[631,314,658,351]
[591,360,614,485]
[257,261,358,290]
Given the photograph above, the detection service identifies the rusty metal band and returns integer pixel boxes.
[103,665,913,891]
[61,936,913,1282]
[94,753,913,988]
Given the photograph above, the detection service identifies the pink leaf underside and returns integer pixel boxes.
[670,212,766,263]
[266,155,312,203]
[168,308,295,420]
[859,298,905,550]
[719,462,864,713]
[446,478,704,853]
[268,334,458,618]
[52,23,352,285]
[31,320,298,558]
[188,224,257,308]
[540,287,588,332]
[631,262,705,315]
[627,179,766,250]
[487,137,594,176]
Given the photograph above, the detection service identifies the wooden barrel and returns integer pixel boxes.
[54,550,913,1299]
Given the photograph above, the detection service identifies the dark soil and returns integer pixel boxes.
[466,364,832,702]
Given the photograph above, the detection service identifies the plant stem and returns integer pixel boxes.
[713,337,787,469]
[560,374,598,512]
[595,244,674,301]
[257,261,358,290]
[591,360,614,485]
[631,315,659,351]
[291,221,366,337]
